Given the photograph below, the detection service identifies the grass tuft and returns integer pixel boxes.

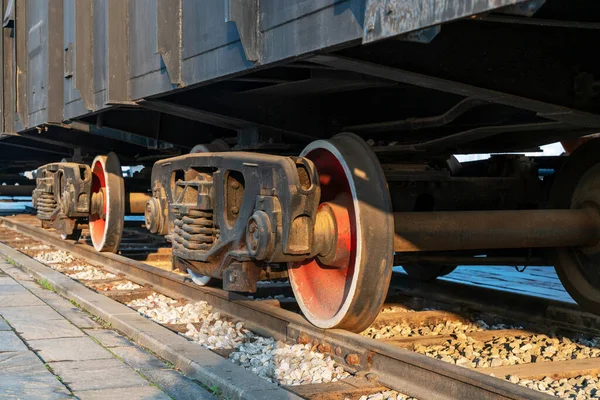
[4,257,17,266]
[69,299,81,308]
[37,278,55,292]
[209,385,222,397]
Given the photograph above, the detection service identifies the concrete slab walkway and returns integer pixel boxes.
[0,260,216,400]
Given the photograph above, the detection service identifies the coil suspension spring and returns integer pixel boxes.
[36,192,57,220]
[173,209,217,251]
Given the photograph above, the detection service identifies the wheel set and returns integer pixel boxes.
[32,135,600,331]
[288,134,393,331]
[32,152,147,253]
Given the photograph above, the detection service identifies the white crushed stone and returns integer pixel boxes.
[127,294,351,386]
[127,294,178,316]
[114,282,141,290]
[22,245,51,250]
[345,390,417,400]
[230,337,350,386]
[127,294,250,349]
[362,318,521,340]
[34,250,74,265]
[414,334,600,369]
[66,265,116,280]
[505,374,600,399]
[185,320,250,350]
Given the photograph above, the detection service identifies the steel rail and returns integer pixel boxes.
[0,216,553,400]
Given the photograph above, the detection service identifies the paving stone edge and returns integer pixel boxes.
[0,242,300,400]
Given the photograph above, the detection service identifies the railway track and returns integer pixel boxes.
[1,214,599,400]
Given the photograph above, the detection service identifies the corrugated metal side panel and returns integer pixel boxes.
[27,0,48,127]
[15,0,27,128]
[261,0,348,31]
[92,0,107,108]
[261,0,363,64]
[13,0,538,131]
[107,0,130,104]
[63,0,86,120]
[128,0,175,100]
[0,0,5,133]
[130,0,364,101]
[129,0,160,80]
[181,0,239,59]
[157,0,181,85]
[74,0,94,111]
[2,0,16,133]
[47,0,64,123]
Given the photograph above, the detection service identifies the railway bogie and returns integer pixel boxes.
[31,152,151,252]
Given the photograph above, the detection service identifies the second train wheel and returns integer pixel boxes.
[549,139,600,314]
[288,133,394,332]
[89,152,125,252]
[402,264,456,282]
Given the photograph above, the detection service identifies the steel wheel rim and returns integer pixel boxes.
[89,152,124,252]
[289,133,393,331]
[550,139,600,312]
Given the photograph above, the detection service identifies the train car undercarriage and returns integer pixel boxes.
[2,0,600,331]
[29,134,600,332]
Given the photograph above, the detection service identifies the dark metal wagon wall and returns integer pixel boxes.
[0,0,532,136]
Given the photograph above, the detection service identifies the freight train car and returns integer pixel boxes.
[2,0,600,331]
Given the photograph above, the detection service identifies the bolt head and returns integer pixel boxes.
[245,211,271,260]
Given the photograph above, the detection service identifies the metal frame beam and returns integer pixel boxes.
[0,141,70,156]
[137,100,317,142]
[309,55,600,129]
[372,122,585,153]
[64,121,178,151]
[343,98,488,134]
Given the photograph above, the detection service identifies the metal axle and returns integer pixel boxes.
[90,190,150,216]
[394,208,600,252]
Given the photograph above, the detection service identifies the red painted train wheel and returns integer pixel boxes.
[288,133,394,332]
[89,152,125,252]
